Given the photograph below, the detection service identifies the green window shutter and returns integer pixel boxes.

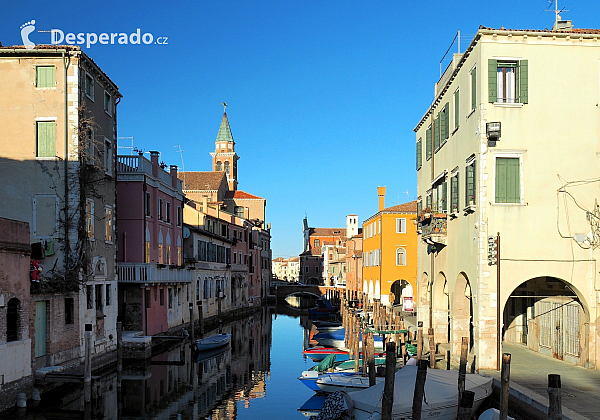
[466,161,476,206]
[451,175,458,212]
[496,157,520,203]
[488,59,498,103]
[36,66,55,88]
[471,67,477,110]
[416,139,422,170]
[37,122,55,157]
[434,115,440,150]
[442,181,447,212]
[426,128,432,159]
[443,103,449,140]
[519,60,528,104]
[454,90,459,129]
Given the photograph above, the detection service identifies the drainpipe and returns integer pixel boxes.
[62,51,70,268]
[429,111,435,330]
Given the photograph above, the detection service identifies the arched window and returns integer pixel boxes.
[396,248,407,266]
[314,239,320,247]
[224,161,230,174]
[7,298,20,342]
[216,161,222,171]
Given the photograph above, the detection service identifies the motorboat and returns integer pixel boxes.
[314,328,384,351]
[194,333,231,351]
[316,373,383,393]
[298,370,365,392]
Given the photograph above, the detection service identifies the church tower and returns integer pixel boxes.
[210,103,239,191]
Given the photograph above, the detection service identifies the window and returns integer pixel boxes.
[36,121,55,158]
[315,266,319,273]
[104,91,113,115]
[158,198,163,220]
[166,245,172,264]
[450,172,459,213]
[438,103,449,148]
[426,126,432,160]
[177,206,182,226]
[432,176,447,213]
[495,157,521,203]
[454,89,460,130]
[86,128,95,162]
[416,137,422,170]
[314,239,320,247]
[168,288,173,309]
[145,289,151,308]
[396,248,407,266]
[396,218,406,234]
[158,243,164,264]
[65,298,74,324]
[466,158,476,206]
[178,245,182,265]
[224,161,230,174]
[95,284,103,311]
[235,206,244,218]
[104,139,112,173]
[204,279,210,299]
[165,202,171,223]
[86,199,94,238]
[426,191,432,210]
[105,284,111,306]
[87,285,94,309]
[36,66,55,88]
[434,113,440,151]
[216,161,222,171]
[105,207,113,242]
[145,233,151,263]
[159,289,164,306]
[7,298,19,342]
[489,60,528,104]
[145,191,151,216]
[470,66,477,111]
[85,73,94,100]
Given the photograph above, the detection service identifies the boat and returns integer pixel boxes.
[194,333,231,351]
[316,373,384,393]
[303,347,350,361]
[342,365,493,420]
[298,370,365,392]
[309,298,338,319]
[297,394,328,417]
[313,328,385,351]
[334,357,388,372]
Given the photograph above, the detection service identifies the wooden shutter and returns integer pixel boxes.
[488,59,497,103]
[426,127,432,159]
[519,60,528,104]
[454,90,459,129]
[434,115,440,150]
[37,121,55,157]
[471,67,477,110]
[36,66,55,88]
[442,180,447,212]
[451,175,458,212]
[496,157,520,203]
[466,162,476,206]
[416,139,422,170]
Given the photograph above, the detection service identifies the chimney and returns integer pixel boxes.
[202,196,208,213]
[377,186,386,212]
[170,165,178,189]
[150,151,159,178]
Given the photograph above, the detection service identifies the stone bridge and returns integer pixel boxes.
[270,284,344,302]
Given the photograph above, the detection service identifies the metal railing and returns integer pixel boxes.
[117,263,193,283]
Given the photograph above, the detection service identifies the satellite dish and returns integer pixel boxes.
[183,227,190,239]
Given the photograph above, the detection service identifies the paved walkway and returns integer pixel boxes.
[480,343,600,420]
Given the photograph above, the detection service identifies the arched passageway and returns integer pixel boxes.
[432,273,449,343]
[452,273,473,355]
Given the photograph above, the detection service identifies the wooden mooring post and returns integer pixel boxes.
[458,336,468,400]
[548,374,562,420]
[382,342,396,420]
[499,353,511,420]
[189,303,195,343]
[197,300,204,338]
[411,359,429,420]
[417,321,423,360]
[428,328,436,368]
[354,317,360,372]
[367,333,376,387]
[84,323,92,404]
[457,390,475,420]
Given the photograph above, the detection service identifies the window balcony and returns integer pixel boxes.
[117,263,193,284]
[418,213,447,246]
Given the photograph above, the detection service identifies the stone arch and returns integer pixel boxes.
[374,280,381,299]
[452,272,473,355]
[503,276,590,367]
[432,272,449,343]
[418,272,430,328]
[216,161,222,171]
[390,280,413,306]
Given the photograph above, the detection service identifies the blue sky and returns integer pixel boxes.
[2,0,599,258]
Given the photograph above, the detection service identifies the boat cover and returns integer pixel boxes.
[310,354,337,372]
[348,366,492,417]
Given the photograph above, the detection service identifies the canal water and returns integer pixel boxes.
[1,306,324,419]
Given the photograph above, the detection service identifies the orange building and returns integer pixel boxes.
[362,187,417,309]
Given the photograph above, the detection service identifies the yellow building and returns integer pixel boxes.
[362,187,417,308]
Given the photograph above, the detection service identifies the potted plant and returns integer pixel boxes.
[469,196,475,206]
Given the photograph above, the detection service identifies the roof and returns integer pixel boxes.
[479,25,600,35]
[310,228,347,237]
[179,171,226,191]
[216,112,234,143]
[224,190,265,200]
[383,200,418,213]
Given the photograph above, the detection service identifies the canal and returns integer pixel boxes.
[1,306,322,419]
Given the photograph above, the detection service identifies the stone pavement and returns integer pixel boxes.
[480,343,600,420]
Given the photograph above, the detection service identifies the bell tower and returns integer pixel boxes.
[210,102,239,190]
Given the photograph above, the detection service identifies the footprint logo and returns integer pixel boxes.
[20,20,36,49]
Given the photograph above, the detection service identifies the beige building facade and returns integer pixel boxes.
[415,24,600,370]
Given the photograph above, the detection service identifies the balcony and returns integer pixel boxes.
[419,213,447,246]
[117,155,183,190]
[117,263,193,284]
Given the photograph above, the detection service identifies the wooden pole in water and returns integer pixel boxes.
[198,300,204,338]
[382,342,396,420]
[458,336,468,400]
[456,390,475,420]
[499,353,511,420]
[428,328,436,368]
[354,317,360,372]
[417,321,423,360]
[367,332,376,387]
[362,322,368,375]
[411,359,429,420]
[189,303,195,344]
[548,374,562,420]
[84,323,92,404]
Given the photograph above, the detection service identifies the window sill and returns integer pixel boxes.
[104,110,113,117]
[86,94,94,102]
[36,87,57,90]
[463,205,476,214]
[493,102,523,108]
[36,156,57,160]
[492,202,526,206]
[451,127,459,136]
[467,109,475,119]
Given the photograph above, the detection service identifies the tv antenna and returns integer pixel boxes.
[545,0,570,27]
[175,144,185,188]
[117,136,135,154]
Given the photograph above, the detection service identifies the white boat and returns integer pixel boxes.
[316,373,384,393]
[195,333,231,351]
[342,365,492,420]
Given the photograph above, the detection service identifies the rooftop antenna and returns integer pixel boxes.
[175,144,185,188]
[545,0,569,28]
[117,136,135,154]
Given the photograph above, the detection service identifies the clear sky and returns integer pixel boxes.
[2,0,599,258]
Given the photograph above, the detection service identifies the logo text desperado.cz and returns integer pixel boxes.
[51,29,167,48]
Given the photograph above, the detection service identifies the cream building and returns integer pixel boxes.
[415,22,600,370]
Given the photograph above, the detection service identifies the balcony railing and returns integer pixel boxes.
[419,213,447,246]
[117,155,183,190]
[117,263,193,283]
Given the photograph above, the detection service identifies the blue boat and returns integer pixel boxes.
[298,370,363,392]
[297,394,327,417]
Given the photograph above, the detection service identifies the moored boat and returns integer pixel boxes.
[194,333,231,351]
[316,373,383,393]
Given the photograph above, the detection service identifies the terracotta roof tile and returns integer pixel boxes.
[310,228,347,237]
[179,172,226,191]
[224,190,264,200]
[383,200,418,213]
[479,25,600,35]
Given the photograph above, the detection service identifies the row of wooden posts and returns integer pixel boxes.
[338,294,564,420]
